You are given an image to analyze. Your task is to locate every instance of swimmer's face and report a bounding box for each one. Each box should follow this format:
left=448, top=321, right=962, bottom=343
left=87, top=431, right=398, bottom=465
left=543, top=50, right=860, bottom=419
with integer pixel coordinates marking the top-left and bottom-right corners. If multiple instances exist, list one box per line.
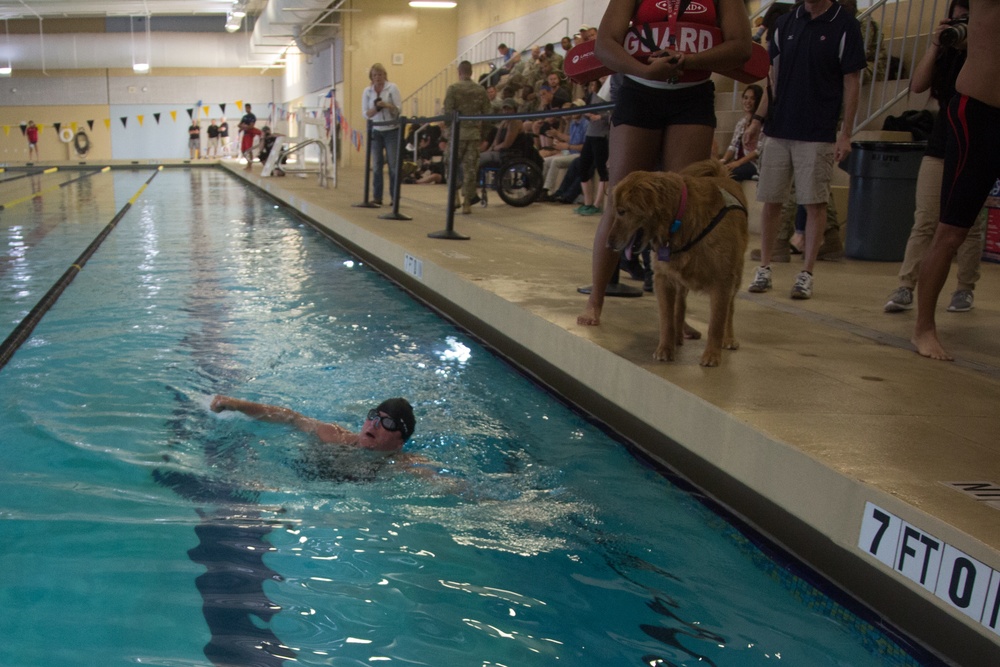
left=359, top=410, right=405, bottom=451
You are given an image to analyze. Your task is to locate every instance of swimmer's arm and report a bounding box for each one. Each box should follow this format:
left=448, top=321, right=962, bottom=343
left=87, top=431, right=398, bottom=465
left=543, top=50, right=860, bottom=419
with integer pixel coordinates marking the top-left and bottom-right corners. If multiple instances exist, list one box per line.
left=392, top=452, right=470, bottom=495
left=210, top=395, right=357, bottom=445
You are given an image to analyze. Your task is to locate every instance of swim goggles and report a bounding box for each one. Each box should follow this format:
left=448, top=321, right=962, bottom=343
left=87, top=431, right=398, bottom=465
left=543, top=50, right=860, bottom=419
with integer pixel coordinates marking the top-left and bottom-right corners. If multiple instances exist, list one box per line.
left=366, top=409, right=408, bottom=437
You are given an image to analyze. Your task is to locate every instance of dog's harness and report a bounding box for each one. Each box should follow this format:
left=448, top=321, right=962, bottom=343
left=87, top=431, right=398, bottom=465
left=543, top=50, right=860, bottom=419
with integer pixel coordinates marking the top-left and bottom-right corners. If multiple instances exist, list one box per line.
left=657, top=186, right=745, bottom=262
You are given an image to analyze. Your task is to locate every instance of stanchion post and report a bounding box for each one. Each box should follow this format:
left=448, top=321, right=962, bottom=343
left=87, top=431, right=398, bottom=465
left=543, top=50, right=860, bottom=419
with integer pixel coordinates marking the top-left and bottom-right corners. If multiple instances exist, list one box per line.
left=428, top=111, right=469, bottom=240
left=353, top=119, right=380, bottom=208
left=379, top=116, right=412, bottom=221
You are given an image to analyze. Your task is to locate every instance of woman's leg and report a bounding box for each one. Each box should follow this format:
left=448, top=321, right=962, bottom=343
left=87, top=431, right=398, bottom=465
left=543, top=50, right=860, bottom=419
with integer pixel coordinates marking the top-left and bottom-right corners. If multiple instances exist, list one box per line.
left=370, top=131, right=386, bottom=203
left=383, top=129, right=400, bottom=204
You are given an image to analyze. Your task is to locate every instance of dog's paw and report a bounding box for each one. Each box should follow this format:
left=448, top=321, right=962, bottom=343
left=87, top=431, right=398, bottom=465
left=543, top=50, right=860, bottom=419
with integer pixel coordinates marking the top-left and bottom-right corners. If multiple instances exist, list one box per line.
left=654, top=345, right=675, bottom=362
left=723, top=339, right=740, bottom=350
left=699, top=350, right=722, bottom=367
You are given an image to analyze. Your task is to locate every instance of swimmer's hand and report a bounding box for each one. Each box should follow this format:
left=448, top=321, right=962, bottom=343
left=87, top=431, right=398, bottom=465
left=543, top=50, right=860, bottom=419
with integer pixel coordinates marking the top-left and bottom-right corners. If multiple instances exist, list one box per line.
left=210, top=395, right=237, bottom=412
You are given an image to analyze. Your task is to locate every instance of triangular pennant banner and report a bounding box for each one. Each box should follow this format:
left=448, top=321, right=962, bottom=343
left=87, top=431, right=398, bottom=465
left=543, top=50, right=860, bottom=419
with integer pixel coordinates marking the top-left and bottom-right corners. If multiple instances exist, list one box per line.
left=19, top=123, right=27, bottom=136
left=137, top=115, right=144, bottom=126
left=235, top=100, right=243, bottom=111
left=71, top=122, right=78, bottom=133
left=87, top=120, right=95, bottom=130
left=154, top=112, right=161, bottom=124
left=53, top=122, right=62, bottom=134
left=3, top=126, right=9, bottom=137
left=121, top=117, right=128, bottom=128
left=170, top=110, right=177, bottom=122
left=203, top=106, right=209, bottom=117
left=104, top=119, right=111, bottom=130
left=220, top=103, right=226, bottom=114
left=186, top=108, right=194, bottom=120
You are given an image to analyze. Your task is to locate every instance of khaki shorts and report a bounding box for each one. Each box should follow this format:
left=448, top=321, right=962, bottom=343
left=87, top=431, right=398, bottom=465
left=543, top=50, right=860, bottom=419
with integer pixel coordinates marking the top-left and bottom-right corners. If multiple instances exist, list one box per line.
left=756, top=137, right=835, bottom=205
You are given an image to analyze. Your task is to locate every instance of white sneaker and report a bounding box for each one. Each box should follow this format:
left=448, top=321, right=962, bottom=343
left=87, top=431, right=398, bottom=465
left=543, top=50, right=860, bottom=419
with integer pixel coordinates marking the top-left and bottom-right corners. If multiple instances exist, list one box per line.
left=946, top=289, right=974, bottom=312
left=884, top=286, right=913, bottom=312
left=748, top=266, right=772, bottom=293
left=790, top=271, right=813, bottom=299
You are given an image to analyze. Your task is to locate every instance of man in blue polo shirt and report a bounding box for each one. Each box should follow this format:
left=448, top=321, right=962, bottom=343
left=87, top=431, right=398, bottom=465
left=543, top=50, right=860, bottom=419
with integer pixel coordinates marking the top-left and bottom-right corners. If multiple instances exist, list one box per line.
left=745, top=0, right=865, bottom=299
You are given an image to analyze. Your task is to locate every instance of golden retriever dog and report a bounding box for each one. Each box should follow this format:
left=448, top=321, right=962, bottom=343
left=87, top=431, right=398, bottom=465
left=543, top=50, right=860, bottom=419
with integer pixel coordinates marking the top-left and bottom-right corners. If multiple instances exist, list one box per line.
left=609, top=160, right=748, bottom=367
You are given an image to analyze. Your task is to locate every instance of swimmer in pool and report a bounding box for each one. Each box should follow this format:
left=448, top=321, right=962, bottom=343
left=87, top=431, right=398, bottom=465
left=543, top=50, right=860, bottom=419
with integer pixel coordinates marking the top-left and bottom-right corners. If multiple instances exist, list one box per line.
left=211, top=395, right=415, bottom=452
left=209, top=394, right=458, bottom=488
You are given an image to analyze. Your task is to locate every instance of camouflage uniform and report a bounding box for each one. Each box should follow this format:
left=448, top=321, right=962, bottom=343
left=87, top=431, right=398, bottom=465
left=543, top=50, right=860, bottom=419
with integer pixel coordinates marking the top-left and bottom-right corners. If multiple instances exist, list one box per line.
left=444, top=78, right=493, bottom=208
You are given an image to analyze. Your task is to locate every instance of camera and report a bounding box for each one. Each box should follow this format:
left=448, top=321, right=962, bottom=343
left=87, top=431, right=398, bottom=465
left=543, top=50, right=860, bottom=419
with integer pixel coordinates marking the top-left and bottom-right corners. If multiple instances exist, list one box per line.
left=375, top=96, right=383, bottom=108
left=939, top=16, right=968, bottom=48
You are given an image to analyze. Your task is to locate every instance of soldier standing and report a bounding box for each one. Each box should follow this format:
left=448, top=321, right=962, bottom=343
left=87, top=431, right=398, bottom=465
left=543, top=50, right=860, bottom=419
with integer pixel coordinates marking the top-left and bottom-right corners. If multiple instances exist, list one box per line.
left=444, top=60, right=493, bottom=214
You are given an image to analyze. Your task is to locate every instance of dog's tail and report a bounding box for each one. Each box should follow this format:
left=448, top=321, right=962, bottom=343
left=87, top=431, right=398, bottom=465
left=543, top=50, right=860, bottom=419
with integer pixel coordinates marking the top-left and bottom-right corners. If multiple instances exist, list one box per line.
left=680, top=158, right=729, bottom=180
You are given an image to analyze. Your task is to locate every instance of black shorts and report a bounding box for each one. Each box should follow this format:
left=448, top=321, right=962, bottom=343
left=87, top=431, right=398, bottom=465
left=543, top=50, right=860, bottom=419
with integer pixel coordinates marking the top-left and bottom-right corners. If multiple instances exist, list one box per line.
left=940, top=94, right=1000, bottom=229
left=611, top=78, right=716, bottom=130
left=579, top=136, right=609, bottom=181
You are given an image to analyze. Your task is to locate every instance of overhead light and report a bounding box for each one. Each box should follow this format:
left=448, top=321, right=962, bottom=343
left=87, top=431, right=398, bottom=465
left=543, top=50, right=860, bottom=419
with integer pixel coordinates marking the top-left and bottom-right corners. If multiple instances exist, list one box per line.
left=2, top=19, right=10, bottom=76
left=131, top=15, right=151, bottom=74
left=225, top=11, right=243, bottom=32
left=409, top=1, right=457, bottom=7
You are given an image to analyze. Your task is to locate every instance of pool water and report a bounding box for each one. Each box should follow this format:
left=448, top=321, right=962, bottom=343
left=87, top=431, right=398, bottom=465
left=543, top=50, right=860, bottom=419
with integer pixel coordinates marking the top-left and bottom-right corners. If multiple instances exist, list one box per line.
left=0, top=169, right=937, bottom=666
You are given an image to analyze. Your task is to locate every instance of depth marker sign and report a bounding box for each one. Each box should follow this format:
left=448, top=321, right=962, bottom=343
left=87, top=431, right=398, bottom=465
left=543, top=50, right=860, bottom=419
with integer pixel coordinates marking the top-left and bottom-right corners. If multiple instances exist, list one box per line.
left=858, top=502, right=1000, bottom=636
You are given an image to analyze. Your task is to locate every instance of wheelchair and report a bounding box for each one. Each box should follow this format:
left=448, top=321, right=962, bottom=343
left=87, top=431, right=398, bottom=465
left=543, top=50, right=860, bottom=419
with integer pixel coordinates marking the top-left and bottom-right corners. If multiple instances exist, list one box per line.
left=477, top=155, right=543, bottom=208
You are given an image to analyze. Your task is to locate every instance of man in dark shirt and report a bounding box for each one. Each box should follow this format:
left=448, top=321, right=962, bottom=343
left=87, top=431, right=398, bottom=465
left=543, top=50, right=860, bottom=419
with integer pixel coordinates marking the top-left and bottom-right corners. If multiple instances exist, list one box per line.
left=206, top=119, right=220, bottom=158
left=745, top=0, right=865, bottom=300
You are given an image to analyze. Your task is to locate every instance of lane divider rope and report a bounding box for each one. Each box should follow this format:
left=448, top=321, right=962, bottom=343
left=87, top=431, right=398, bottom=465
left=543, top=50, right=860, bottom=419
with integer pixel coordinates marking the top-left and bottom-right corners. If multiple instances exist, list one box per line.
left=0, top=168, right=162, bottom=371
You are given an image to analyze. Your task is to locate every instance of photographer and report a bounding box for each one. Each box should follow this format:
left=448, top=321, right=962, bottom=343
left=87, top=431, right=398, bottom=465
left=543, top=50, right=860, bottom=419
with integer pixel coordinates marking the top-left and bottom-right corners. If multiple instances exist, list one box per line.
left=362, top=62, right=402, bottom=207
left=884, top=0, right=982, bottom=315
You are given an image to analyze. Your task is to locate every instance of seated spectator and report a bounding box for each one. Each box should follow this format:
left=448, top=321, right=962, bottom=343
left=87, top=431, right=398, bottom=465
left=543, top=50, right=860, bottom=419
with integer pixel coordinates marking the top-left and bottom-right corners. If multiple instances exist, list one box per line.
left=479, top=99, right=526, bottom=170
left=541, top=100, right=588, bottom=199
left=403, top=131, right=450, bottom=185
left=535, top=71, right=571, bottom=104
left=720, top=84, right=764, bottom=182
left=517, top=85, right=540, bottom=114
left=544, top=43, right=564, bottom=74
left=520, top=45, right=544, bottom=88
left=257, top=126, right=286, bottom=175
left=486, top=85, right=503, bottom=112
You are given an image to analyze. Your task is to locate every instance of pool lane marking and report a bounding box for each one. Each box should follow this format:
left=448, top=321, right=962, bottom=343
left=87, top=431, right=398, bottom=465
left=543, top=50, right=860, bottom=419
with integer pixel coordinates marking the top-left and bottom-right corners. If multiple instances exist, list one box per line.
left=0, top=167, right=55, bottom=188
left=0, top=168, right=162, bottom=371
left=0, top=167, right=109, bottom=211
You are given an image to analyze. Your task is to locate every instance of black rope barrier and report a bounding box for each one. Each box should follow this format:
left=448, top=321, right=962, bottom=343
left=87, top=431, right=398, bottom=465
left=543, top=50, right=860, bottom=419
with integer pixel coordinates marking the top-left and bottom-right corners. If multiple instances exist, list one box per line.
left=352, top=99, right=634, bottom=295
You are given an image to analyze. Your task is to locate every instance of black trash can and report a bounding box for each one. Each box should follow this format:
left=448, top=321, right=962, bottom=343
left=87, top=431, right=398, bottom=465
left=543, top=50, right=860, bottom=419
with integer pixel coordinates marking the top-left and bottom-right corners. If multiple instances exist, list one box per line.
left=843, top=141, right=926, bottom=261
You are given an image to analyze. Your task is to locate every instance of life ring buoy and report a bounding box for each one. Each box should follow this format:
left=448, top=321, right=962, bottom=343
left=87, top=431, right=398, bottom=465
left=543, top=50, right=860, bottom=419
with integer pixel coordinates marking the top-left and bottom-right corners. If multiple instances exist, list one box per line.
left=73, top=131, right=91, bottom=156
left=59, top=127, right=74, bottom=143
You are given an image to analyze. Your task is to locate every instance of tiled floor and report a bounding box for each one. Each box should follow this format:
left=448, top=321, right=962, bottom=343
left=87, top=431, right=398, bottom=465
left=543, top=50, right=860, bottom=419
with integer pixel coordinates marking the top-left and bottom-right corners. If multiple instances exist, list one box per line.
left=230, top=159, right=999, bottom=664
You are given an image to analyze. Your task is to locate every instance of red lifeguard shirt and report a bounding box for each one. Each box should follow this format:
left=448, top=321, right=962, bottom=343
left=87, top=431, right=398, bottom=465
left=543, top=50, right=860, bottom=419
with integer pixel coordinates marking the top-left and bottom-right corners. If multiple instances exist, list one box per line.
left=626, top=0, right=720, bottom=85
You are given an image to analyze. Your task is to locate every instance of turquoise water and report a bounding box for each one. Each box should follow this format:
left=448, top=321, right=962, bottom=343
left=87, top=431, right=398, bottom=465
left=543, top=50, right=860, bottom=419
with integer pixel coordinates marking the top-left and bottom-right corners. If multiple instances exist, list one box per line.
left=0, top=169, right=937, bottom=666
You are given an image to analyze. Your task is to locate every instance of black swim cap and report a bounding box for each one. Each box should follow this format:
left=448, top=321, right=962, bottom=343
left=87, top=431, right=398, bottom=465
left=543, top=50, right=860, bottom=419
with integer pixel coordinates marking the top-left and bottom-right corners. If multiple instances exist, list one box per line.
left=376, top=397, right=415, bottom=441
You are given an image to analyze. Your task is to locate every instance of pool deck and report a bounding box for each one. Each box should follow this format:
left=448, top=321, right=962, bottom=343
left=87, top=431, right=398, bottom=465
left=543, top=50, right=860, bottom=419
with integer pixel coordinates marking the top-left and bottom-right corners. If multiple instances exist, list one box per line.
left=213, top=160, right=1000, bottom=665
left=22, top=157, right=989, bottom=663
